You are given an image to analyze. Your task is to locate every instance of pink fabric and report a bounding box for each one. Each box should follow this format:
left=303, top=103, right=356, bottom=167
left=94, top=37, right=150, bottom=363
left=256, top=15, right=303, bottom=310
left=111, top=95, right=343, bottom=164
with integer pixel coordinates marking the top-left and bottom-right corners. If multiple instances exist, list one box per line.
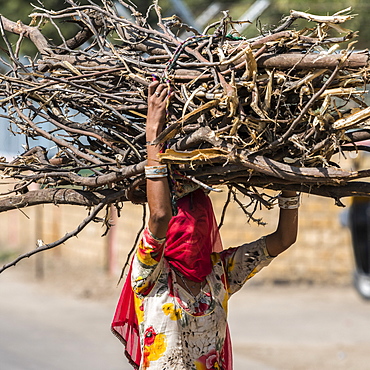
left=111, top=189, right=232, bottom=369
left=111, top=263, right=141, bottom=369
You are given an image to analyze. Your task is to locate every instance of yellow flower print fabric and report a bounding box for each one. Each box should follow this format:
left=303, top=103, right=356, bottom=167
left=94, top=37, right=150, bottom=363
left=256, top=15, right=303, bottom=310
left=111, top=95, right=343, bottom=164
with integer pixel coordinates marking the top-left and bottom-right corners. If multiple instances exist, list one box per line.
left=162, top=303, right=182, bottom=320
left=131, top=229, right=273, bottom=369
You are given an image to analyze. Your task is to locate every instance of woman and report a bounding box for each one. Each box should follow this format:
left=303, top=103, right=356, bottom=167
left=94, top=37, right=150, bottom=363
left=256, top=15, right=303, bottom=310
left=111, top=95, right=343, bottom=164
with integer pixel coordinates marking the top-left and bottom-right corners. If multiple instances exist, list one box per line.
left=112, top=81, right=299, bottom=369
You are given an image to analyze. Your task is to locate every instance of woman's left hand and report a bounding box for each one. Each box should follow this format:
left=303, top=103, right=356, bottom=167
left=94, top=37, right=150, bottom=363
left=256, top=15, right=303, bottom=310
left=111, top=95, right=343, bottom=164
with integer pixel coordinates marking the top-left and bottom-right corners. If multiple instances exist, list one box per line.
left=146, top=81, right=171, bottom=140
left=146, top=81, right=173, bottom=240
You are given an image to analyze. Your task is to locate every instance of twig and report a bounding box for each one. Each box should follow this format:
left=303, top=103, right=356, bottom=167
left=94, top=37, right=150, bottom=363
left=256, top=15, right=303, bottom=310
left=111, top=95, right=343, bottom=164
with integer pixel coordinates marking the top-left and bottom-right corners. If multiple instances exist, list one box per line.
left=218, top=185, right=232, bottom=229
left=0, top=189, right=127, bottom=273
left=267, top=62, right=342, bottom=149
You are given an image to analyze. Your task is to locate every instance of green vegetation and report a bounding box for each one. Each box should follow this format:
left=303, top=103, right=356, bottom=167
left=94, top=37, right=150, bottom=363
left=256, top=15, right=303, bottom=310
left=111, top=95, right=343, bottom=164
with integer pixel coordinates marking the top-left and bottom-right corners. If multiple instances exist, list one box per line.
left=262, top=1, right=370, bottom=49
left=1, top=1, right=369, bottom=56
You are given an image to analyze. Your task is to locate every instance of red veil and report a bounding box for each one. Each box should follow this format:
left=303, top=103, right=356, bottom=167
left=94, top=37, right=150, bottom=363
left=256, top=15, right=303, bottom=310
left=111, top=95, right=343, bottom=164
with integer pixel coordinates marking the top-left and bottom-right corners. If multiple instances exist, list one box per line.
left=111, top=189, right=232, bottom=369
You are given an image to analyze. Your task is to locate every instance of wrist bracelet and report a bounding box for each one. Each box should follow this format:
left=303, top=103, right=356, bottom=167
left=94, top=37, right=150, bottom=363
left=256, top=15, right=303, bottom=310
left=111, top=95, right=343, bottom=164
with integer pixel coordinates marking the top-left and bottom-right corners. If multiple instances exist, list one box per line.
left=146, top=141, right=157, bottom=146
left=145, top=165, right=168, bottom=178
left=278, top=194, right=300, bottom=209
left=147, top=227, right=166, bottom=243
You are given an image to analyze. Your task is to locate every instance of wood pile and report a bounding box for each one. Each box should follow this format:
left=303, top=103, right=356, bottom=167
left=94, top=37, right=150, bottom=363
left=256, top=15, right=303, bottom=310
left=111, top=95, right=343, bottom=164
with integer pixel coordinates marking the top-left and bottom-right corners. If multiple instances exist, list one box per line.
left=1, top=2, right=370, bottom=210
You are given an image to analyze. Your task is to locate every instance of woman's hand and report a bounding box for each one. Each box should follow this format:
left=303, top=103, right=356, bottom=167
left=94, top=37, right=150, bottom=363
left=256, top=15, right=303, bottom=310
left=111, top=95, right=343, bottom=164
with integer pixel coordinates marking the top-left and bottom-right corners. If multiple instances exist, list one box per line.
left=146, top=81, right=171, bottom=144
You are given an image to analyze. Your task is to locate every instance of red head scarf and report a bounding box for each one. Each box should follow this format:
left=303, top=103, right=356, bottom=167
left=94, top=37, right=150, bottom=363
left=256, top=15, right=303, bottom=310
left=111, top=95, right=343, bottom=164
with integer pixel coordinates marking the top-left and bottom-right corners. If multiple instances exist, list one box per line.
left=112, top=189, right=231, bottom=369
left=165, top=189, right=223, bottom=282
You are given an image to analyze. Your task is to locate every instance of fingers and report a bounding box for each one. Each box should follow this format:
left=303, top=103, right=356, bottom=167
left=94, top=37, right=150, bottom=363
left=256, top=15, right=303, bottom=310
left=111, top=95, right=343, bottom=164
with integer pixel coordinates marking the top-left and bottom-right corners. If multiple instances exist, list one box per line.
left=148, top=81, right=171, bottom=101
left=148, top=80, right=160, bottom=96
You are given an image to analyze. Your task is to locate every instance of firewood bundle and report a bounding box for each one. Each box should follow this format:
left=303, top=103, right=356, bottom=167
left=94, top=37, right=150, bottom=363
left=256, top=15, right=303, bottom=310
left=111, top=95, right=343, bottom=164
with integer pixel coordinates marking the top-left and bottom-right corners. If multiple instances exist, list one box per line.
left=1, top=1, right=370, bottom=212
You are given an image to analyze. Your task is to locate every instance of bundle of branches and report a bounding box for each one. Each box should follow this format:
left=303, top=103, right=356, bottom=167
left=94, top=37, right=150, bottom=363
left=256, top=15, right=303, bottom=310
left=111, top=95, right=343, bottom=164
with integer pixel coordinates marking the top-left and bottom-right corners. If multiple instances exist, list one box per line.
left=1, top=1, right=370, bottom=262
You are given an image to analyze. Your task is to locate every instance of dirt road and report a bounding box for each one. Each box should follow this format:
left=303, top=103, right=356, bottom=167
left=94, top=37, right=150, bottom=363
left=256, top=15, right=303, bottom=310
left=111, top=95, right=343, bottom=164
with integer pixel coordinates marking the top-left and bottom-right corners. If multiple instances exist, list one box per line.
left=0, top=268, right=129, bottom=370
left=1, top=267, right=369, bottom=370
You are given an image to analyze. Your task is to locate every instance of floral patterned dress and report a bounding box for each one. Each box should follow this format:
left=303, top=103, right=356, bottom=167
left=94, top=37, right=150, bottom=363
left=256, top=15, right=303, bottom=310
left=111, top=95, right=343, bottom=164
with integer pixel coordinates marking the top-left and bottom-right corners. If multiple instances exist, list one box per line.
left=131, top=228, right=274, bottom=370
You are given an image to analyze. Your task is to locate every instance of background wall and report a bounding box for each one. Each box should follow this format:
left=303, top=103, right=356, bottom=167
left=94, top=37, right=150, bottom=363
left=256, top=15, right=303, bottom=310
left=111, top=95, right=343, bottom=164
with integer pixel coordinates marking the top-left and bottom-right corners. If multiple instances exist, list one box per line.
left=0, top=186, right=354, bottom=286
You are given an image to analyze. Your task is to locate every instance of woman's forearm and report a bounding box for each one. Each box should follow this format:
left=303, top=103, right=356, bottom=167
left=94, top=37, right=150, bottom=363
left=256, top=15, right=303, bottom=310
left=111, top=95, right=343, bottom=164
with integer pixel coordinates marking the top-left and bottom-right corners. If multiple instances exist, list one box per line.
left=266, top=190, right=299, bottom=257
left=145, top=81, right=173, bottom=239
left=146, top=145, right=172, bottom=239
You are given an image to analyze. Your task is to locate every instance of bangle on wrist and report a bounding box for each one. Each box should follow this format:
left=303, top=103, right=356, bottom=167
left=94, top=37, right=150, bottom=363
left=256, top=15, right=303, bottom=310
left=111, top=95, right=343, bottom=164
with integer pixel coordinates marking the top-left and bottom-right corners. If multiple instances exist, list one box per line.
left=278, top=193, right=300, bottom=209
left=146, top=141, right=157, bottom=146
left=145, top=165, right=168, bottom=178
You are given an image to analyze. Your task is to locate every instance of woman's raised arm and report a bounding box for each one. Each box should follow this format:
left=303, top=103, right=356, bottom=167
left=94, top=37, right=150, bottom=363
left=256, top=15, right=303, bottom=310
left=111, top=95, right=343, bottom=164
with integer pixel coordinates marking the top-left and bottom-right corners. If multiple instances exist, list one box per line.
left=266, top=190, right=299, bottom=257
left=145, top=81, right=173, bottom=239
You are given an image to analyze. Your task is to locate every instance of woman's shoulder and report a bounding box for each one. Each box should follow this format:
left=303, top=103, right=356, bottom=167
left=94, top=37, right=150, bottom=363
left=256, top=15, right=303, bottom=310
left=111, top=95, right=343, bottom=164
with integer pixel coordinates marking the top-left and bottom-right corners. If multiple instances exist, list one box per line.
left=212, top=236, right=272, bottom=263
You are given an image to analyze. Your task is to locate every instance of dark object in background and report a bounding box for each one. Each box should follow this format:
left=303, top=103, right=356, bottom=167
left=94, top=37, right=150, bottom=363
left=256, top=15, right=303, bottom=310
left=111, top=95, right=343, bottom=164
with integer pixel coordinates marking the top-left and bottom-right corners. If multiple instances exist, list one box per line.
left=349, top=197, right=370, bottom=300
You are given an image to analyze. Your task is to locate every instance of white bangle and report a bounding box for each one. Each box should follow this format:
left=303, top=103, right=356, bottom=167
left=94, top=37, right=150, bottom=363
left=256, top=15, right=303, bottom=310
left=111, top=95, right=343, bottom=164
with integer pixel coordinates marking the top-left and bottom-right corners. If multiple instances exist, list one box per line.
left=147, top=228, right=166, bottom=243
left=145, top=165, right=168, bottom=178
left=278, top=194, right=300, bottom=209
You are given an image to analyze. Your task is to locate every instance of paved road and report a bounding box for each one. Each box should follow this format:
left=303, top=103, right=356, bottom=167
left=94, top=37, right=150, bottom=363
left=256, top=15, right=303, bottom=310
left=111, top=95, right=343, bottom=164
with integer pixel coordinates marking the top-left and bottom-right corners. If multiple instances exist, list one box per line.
left=0, top=269, right=130, bottom=370
left=228, top=283, right=370, bottom=370
left=1, top=269, right=370, bottom=370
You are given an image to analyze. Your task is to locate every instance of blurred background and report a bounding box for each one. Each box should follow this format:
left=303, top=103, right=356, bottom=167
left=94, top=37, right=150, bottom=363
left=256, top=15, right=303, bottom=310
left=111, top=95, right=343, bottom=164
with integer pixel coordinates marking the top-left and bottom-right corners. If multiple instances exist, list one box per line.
left=1, top=1, right=370, bottom=370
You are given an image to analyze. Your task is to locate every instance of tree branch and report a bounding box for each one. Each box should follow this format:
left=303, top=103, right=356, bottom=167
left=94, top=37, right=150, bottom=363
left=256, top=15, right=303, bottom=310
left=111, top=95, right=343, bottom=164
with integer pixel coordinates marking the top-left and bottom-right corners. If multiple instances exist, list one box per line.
left=0, top=188, right=128, bottom=273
